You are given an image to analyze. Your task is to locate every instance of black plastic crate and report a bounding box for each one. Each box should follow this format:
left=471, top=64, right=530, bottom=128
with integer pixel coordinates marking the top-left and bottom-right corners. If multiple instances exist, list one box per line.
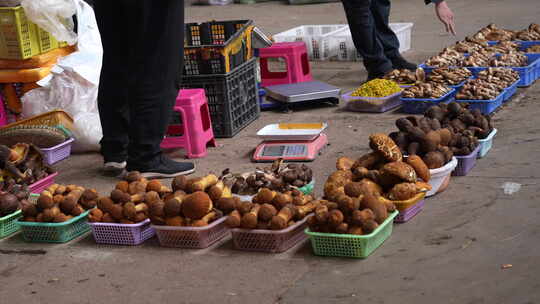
left=184, top=20, right=253, bottom=76
left=180, top=58, right=260, bottom=138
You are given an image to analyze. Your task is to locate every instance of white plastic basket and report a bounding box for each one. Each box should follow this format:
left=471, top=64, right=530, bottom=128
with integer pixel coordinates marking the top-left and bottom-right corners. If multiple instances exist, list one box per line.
left=273, top=25, right=347, bottom=61
left=329, top=23, right=413, bottom=61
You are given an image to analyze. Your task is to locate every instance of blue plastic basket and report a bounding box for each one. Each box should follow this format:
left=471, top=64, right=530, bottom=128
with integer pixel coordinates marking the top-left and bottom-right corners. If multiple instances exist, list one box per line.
left=511, top=54, right=539, bottom=87
left=456, top=91, right=503, bottom=115
left=503, top=79, right=519, bottom=102
left=477, top=128, right=497, bottom=159
left=401, top=89, right=455, bottom=114
left=525, top=53, right=540, bottom=80
left=516, top=41, right=540, bottom=51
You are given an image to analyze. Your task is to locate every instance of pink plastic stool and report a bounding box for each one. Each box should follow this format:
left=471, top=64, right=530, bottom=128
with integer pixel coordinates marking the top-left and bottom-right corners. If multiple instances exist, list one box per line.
left=161, top=89, right=217, bottom=158
left=259, top=42, right=313, bottom=87
left=0, top=96, right=6, bottom=127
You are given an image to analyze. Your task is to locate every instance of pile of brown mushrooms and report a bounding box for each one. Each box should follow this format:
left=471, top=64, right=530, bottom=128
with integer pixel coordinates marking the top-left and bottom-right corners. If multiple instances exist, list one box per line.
left=402, top=82, right=452, bottom=99
left=476, top=68, right=520, bottom=87
left=425, top=48, right=465, bottom=67
left=456, top=78, right=505, bottom=100
left=426, top=68, right=472, bottom=86
left=220, top=160, right=313, bottom=196
left=514, top=24, right=540, bottom=41
left=473, top=23, right=515, bottom=41
left=383, top=68, right=425, bottom=84
left=489, top=52, right=528, bottom=67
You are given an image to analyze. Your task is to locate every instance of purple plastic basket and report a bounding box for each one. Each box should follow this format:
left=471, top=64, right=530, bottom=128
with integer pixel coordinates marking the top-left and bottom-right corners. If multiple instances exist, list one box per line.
left=342, top=91, right=402, bottom=113
left=394, top=200, right=425, bottom=223
left=152, top=216, right=229, bottom=249
left=452, top=145, right=480, bottom=176
left=29, top=172, right=58, bottom=194
left=41, top=138, right=74, bottom=165
left=230, top=215, right=311, bottom=253
left=89, top=219, right=155, bottom=245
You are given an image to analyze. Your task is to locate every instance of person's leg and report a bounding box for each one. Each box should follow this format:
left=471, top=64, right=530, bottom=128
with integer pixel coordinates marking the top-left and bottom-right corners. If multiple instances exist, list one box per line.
left=126, top=0, right=193, bottom=177
left=341, top=0, right=393, bottom=79
left=370, top=0, right=416, bottom=70
left=94, top=0, right=134, bottom=168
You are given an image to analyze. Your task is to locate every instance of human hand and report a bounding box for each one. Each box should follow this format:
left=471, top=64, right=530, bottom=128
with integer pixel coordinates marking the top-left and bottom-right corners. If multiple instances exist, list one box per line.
left=435, top=1, right=456, bottom=35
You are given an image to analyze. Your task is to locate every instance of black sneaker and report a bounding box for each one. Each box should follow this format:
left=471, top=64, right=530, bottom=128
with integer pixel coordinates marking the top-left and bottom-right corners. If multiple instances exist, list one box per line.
left=103, top=161, right=127, bottom=177
left=391, top=56, right=417, bottom=71
left=127, top=155, right=195, bottom=179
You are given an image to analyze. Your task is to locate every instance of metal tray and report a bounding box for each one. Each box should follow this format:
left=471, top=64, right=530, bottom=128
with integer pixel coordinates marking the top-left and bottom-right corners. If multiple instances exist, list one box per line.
left=256, top=123, right=327, bottom=141
left=264, top=81, right=341, bottom=103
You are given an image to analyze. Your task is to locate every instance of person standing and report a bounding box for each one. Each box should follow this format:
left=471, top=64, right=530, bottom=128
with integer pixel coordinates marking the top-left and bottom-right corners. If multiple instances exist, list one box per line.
left=94, top=0, right=195, bottom=178
left=341, top=0, right=456, bottom=80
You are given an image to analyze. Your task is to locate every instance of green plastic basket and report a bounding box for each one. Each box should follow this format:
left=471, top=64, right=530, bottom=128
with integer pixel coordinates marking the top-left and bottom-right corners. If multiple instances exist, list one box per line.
left=16, top=210, right=91, bottom=243
left=0, top=209, right=23, bottom=239
left=305, top=211, right=398, bottom=258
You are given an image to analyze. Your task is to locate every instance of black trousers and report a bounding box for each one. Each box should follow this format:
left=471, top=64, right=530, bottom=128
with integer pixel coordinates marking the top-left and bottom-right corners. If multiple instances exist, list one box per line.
left=94, top=0, right=184, bottom=168
left=341, top=0, right=401, bottom=75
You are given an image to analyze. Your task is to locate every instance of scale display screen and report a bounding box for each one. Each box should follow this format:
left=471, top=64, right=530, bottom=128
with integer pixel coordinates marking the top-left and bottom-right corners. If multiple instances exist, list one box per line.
left=262, top=145, right=307, bottom=157
left=262, top=145, right=285, bottom=157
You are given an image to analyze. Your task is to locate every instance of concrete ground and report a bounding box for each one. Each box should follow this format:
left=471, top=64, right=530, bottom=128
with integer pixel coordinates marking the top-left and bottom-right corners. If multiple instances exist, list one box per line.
left=2, top=0, right=540, bottom=303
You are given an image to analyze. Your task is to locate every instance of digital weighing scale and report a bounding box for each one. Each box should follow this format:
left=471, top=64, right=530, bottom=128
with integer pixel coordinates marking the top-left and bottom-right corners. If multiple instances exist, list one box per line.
left=264, top=81, right=341, bottom=111
left=252, top=123, right=329, bottom=162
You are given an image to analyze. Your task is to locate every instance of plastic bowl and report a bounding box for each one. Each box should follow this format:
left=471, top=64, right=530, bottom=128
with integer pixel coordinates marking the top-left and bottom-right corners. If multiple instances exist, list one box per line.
left=426, top=157, right=458, bottom=197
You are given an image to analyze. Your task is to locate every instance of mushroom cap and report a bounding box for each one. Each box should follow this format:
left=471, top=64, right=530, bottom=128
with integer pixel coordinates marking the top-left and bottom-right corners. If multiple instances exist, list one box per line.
left=163, top=198, right=182, bottom=217
left=123, top=202, right=137, bottom=220
left=0, top=193, right=19, bottom=216
left=171, top=176, right=188, bottom=192
left=380, top=161, right=417, bottom=184
left=387, top=183, right=419, bottom=201
left=37, top=195, right=54, bottom=210
left=116, top=181, right=129, bottom=193
left=59, top=197, right=77, bottom=214
left=369, top=133, right=403, bottom=162
left=406, top=155, right=431, bottom=182
left=146, top=180, right=163, bottom=193
left=181, top=191, right=213, bottom=220
left=259, top=203, right=277, bottom=222
left=125, top=171, right=142, bottom=183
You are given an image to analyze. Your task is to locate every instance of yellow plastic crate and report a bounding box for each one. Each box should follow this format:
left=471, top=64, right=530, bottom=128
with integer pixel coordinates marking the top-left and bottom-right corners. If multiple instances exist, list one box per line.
left=0, top=6, right=66, bottom=59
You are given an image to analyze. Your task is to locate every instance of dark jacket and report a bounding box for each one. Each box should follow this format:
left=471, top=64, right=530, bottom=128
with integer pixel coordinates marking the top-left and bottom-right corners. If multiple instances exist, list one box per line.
left=425, top=0, right=443, bottom=4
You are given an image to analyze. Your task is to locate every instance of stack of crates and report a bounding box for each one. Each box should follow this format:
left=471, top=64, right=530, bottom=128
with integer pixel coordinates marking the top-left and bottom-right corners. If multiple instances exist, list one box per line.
left=0, top=5, right=71, bottom=122
left=180, top=20, right=260, bottom=138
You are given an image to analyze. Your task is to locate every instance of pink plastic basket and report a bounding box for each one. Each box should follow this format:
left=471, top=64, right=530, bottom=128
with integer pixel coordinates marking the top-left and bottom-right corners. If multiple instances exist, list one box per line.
left=89, top=219, right=155, bottom=246
left=394, top=200, right=425, bottom=223
left=230, top=215, right=311, bottom=253
left=29, top=172, right=58, bottom=194
left=452, top=145, right=480, bottom=176
left=152, top=216, right=229, bottom=249
left=41, top=138, right=74, bottom=165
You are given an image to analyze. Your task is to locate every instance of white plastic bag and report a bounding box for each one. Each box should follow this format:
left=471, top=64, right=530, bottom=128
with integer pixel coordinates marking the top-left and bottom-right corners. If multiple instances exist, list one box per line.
left=20, top=0, right=77, bottom=45
left=22, top=0, right=103, bottom=152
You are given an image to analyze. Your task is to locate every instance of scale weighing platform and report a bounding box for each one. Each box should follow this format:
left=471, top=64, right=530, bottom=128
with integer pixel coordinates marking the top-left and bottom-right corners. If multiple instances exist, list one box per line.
left=252, top=123, right=329, bottom=162
left=264, top=81, right=341, bottom=111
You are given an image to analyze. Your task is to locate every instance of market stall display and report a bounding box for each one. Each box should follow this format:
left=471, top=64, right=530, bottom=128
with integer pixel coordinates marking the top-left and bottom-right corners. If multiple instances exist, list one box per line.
left=383, top=68, right=425, bottom=85
left=0, top=143, right=56, bottom=193
left=221, top=160, right=314, bottom=197
left=147, top=174, right=231, bottom=248
left=16, top=184, right=95, bottom=243
left=426, top=68, right=472, bottom=87
left=342, top=78, right=404, bottom=113
left=225, top=188, right=318, bottom=252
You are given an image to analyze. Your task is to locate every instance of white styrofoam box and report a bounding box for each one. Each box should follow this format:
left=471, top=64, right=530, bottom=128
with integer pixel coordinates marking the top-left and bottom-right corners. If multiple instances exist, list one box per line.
left=329, top=23, right=414, bottom=61
left=273, top=25, right=347, bottom=61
